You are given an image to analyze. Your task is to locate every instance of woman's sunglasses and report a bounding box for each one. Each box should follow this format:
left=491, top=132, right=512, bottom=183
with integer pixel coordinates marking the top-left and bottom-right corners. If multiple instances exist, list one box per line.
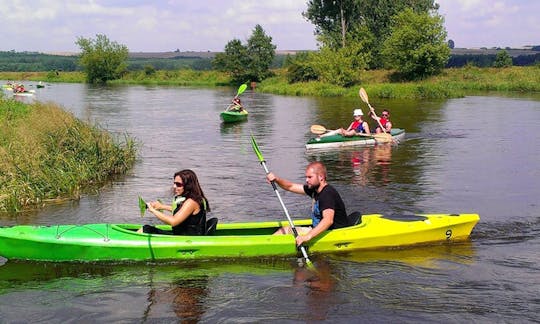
left=173, top=182, right=184, bottom=187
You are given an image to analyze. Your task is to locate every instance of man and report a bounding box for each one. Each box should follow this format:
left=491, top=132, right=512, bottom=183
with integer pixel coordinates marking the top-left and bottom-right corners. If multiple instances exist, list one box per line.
left=370, top=109, right=392, bottom=134
left=266, top=161, right=349, bottom=246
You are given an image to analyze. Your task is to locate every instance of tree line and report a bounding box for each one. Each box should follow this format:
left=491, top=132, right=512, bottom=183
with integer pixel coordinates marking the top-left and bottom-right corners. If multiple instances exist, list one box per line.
left=2, top=1, right=539, bottom=85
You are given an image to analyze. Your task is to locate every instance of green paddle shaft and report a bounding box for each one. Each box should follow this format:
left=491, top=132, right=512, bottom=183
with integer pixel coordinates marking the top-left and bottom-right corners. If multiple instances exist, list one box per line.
left=250, top=135, right=312, bottom=266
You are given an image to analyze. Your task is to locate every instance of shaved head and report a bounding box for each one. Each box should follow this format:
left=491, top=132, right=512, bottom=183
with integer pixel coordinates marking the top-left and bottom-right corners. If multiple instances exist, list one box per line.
left=306, top=161, right=327, bottom=181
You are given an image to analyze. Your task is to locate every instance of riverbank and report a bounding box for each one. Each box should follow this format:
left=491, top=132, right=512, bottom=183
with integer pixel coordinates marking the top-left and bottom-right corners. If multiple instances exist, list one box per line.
left=0, top=98, right=137, bottom=212
left=1, top=65, right=539, bottom=99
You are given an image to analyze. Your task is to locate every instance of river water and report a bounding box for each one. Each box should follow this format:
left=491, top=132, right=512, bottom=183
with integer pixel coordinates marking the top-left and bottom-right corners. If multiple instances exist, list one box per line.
left=1, top=82, right=539, bottom=323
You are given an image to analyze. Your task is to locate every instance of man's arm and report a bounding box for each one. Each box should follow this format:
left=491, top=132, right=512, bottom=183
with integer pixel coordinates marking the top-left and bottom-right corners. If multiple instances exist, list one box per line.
left=266, top=172, right=305, bottom=194
left=296, top=208, right=334, bottom=246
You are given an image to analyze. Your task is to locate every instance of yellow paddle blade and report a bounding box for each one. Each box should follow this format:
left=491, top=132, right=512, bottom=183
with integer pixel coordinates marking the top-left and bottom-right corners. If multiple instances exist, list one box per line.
left=310, top=124, right=327, bottom=135
left=373, top=133, right=393, bottom=143
left=359, top=87, right=369, bottom=104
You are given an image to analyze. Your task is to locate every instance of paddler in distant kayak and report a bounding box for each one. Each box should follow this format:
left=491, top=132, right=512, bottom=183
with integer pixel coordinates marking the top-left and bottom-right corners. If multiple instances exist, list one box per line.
left=369, top=108, right=392, bottom=134
left=227, top=97, right=245, bottom=112
left=320, top=108, right=371, bottom=138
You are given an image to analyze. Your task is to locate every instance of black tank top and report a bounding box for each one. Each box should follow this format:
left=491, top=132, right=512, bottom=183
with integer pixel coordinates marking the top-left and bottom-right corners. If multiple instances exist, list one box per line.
left=172, top=198, right=206, bottom=235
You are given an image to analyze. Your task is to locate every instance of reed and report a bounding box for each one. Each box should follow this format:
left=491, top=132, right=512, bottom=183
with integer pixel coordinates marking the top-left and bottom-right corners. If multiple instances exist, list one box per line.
left=0, top=99, right=137, bottom=212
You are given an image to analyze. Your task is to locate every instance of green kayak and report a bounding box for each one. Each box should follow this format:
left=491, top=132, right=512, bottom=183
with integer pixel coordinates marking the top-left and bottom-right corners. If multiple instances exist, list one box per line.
left=220, top=109, right=248, bottom=123
left=306, top=128, right=406, bottom=149
left=0, top=213, right=479, bottom=262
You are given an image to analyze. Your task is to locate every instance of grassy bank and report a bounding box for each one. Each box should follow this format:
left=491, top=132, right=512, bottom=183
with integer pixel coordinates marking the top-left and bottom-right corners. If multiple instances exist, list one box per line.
left=0, top=98, right=137, bottom=212
left=257, top=65, right=540, bottom=99
left=2, top=65, right=539, bottom=99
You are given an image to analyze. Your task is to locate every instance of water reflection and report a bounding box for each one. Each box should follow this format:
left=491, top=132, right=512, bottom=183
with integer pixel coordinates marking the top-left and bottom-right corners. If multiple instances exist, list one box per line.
left=292, top=258, right=336, bottom=321
left=306, top=144, right=394, bottom=187
left=144, top=274, right=209, bottom=323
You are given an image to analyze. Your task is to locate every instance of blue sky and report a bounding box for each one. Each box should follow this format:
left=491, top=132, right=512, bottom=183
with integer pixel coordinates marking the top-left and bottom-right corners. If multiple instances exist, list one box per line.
left=0, top=0, right=538, bottom=53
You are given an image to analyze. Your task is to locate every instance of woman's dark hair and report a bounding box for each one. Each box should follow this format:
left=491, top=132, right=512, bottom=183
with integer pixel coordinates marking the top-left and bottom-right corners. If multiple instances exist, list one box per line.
left=174, top=169, right=210, bottom=211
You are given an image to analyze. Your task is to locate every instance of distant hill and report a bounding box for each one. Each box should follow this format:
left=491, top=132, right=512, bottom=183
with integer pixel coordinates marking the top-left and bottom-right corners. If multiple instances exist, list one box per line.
left=451, top=48, right=539, bottom=57
left=3, top=47, right=538, bottom=72
left=45, top=50, right=304, bottom=59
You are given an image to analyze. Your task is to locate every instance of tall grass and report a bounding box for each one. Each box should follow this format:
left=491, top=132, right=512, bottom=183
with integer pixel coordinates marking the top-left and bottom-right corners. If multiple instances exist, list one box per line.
left=0, top=99, right=137, bottom=212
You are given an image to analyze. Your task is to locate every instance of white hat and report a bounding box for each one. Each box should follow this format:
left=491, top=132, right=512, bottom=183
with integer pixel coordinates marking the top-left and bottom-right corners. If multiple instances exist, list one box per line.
left=353, top=109, right=363, bottom=116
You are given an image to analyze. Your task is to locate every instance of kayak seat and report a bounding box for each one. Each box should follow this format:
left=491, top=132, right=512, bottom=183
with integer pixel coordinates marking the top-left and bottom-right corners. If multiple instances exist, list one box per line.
left=205, top=217, right=218, bottom=235
left=347, top=211, right=362, bottom=226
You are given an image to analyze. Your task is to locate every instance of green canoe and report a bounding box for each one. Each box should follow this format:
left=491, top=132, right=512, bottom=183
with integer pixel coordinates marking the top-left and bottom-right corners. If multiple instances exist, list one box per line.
left=0, top=213, right=479, bottom=262
left=220, top=109, right=248, bottom=123
left=306, top=128, right=406, bottom=149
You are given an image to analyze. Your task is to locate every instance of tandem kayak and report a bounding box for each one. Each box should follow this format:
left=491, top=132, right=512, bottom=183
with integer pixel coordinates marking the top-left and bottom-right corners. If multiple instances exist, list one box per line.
left=220, top=109, right=248, bottom=123
left=306, top=128, right=406, bottom=150
left=0, top=213, right=479, bottom=262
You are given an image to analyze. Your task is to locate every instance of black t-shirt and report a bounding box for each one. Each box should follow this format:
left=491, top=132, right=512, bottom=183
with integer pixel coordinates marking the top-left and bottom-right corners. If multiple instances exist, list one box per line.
left=303, top=184, right=348, bottom=229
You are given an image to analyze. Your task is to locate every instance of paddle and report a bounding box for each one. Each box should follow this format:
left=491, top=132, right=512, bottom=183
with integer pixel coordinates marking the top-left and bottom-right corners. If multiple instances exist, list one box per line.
left=359, top=88, right=393, bottom=142
left=250, top=134, right=313, bottom=267
left=235, top=83, right=248, bottom=98
left=310, top=124, right=391, bottom=143
left=138, top=196, right=147, bottom=216
left=138, top=197, right=168, bottom=217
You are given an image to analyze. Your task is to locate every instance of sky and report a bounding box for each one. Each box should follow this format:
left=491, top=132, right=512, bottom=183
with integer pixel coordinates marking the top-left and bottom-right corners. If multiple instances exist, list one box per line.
left=0, top=0, right=538, bottom=53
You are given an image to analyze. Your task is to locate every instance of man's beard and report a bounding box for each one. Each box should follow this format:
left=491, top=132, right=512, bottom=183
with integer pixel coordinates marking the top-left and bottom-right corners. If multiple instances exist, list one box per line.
left=308, top=183, right=320, bottom=191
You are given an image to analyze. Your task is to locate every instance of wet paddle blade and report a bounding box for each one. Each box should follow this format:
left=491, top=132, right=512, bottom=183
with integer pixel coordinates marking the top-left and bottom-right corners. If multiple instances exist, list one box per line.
left=310, top=124, right=327, bottom=135
left=138, top=196, right=147, bottom=217
left=250, top=135, right=264, bottom=162
left=237, top=84, right=248, bottom=96
left=359, top=87, right=369, bottom=104
left=373, top=133, right=393, bottom=143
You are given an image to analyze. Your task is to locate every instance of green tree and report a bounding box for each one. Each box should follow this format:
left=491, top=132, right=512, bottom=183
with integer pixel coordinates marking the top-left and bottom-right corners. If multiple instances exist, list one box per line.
left=212, top=25, right=276, bottom=84
left=246, top=24, right=276, bottom=82
left=286, top=51, right=319, bottom=83
left=493, top=50, right=513, bottom=68
left=304, top=0, right=439, bottom=68
left=313, top=43, right=369, bottom=86
left=303, top=0, right=361, bottom=49
left=381, top=8, right=449, bottom=80
left=212, top=39, right=250, bottom=84
left=76, top=34, right=129, bottom=84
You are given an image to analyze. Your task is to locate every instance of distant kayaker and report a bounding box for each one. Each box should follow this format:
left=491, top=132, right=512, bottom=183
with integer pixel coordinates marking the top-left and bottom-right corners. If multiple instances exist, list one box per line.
left=369, top=108, right=392, bottom=134
left=266, top=161, right=350, bottom=246
left=320, top=108, right=370, bottom=138
left=138, top=169, right=210, bottom=235
left=227, top=97, right=244, bottom=112
left=15, top=84, right=25, bottom=93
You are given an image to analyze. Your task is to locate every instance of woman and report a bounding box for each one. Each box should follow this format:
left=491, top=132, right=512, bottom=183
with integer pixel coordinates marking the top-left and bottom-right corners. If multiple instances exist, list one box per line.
left=339, top=108, right=371, bottom=137
left=139, top=169, right=210, bottom=235
left=320, top=109, right=370, bottom=138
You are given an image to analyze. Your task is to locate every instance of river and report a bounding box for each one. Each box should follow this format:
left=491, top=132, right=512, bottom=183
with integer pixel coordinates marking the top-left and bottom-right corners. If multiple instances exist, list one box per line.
left=1, top=82, right=539, bottom=322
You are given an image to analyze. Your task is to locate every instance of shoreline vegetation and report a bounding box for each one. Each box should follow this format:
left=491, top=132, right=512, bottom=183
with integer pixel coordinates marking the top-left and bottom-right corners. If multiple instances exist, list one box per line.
left=0, top=98, right=137, bottom=213
left=1, top=65, right=539, bottom=99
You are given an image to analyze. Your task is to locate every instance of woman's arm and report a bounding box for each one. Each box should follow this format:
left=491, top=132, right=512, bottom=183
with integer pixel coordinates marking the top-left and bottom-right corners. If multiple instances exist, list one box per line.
left=148, top=198, right=199, bottom=227
left=363, top=121, right=371, bottom=135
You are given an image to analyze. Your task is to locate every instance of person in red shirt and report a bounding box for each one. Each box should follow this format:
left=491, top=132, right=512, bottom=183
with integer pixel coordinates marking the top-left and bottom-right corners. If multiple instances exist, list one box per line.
left=370, top=109, right=392, bottom=133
